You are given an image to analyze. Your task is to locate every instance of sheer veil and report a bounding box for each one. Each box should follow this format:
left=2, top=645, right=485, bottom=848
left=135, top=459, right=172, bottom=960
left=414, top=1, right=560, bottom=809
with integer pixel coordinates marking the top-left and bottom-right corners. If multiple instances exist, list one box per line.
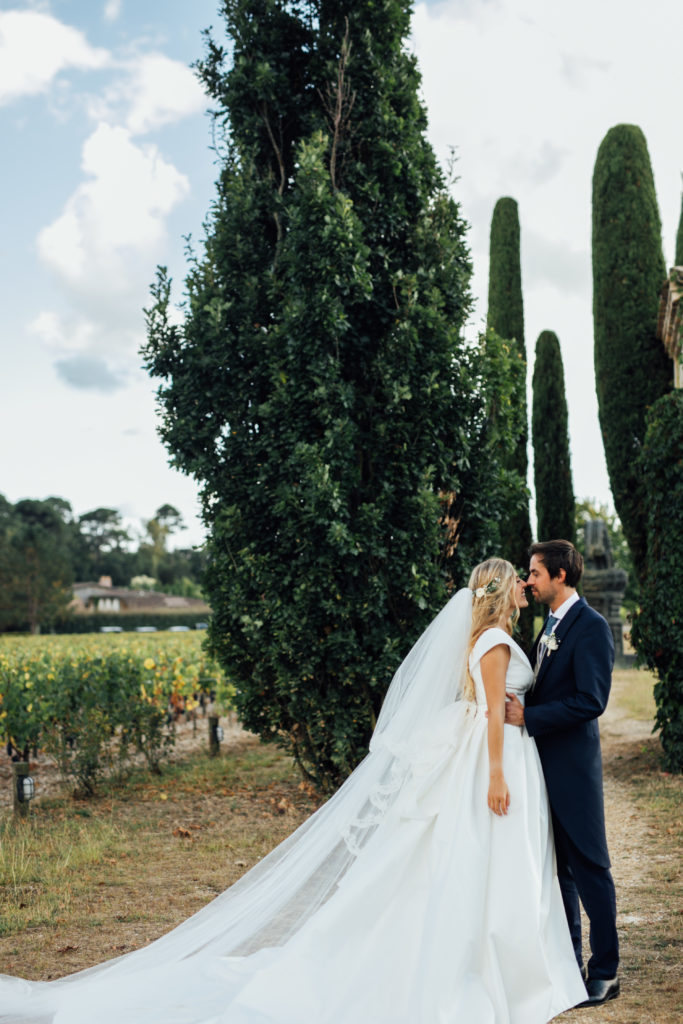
left=0, top=588, right=474, bottom=1024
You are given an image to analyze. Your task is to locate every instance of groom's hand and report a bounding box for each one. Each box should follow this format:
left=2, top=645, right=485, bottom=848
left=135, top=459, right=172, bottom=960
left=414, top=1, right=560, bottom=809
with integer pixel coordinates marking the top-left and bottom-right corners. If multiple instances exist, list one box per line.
left=503, top=693, right=525, bottom=726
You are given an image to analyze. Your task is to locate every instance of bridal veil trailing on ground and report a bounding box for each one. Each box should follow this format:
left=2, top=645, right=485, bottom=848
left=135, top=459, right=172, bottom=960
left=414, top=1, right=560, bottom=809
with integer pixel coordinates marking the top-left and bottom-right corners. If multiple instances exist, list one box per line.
left=0, top=588, right=585, bottom=1023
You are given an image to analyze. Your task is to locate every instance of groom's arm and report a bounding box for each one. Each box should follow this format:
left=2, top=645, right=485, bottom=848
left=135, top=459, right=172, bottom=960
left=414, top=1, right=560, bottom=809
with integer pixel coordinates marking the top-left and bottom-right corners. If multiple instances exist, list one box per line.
left=521, top=619, right=614, bottom=736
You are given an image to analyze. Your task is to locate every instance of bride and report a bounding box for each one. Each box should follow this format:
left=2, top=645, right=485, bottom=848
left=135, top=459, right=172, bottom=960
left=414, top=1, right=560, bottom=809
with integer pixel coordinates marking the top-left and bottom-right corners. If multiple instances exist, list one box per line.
left=0, top=558, right=586, bottom=1023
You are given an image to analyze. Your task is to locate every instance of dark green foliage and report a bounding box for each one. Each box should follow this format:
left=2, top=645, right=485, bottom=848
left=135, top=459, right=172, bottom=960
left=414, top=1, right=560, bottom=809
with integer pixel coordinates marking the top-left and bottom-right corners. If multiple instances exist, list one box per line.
left=472, top=328, right=532, bottom=582
left=630, top=392, right=683, bottom=772
left=142, top=1, right=524, bottom=789
left=74, top=506, right=133, bottom=585
left=592, top=124, right=671, bottom=581
left=488, top=198, right=525, bottom=350
left=0, top=495, right=207, bottom=632
left=52, top=613, right=209, bottom=634
left=676, top=190, right=683, bottom=266
left=532, top=331, right=575, bottom=542
left=0, top=498, right=74, bottom=634
left=486, top=197, right=533, bottom=646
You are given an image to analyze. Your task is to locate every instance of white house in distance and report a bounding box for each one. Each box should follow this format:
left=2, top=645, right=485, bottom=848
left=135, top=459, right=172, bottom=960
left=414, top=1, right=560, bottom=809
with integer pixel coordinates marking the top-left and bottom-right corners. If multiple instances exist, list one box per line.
left=71, top=577, right=210, bottom=618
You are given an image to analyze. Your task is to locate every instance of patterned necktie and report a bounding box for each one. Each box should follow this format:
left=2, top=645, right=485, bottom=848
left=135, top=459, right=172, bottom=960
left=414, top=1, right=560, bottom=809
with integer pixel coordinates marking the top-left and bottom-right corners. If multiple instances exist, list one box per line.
left=535, top=614, right=558, bottom=677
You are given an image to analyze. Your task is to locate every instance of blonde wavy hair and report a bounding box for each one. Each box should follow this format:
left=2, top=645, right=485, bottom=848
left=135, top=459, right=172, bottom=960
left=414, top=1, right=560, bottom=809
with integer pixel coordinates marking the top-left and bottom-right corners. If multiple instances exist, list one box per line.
left=464, top=558, right=519, bottom=701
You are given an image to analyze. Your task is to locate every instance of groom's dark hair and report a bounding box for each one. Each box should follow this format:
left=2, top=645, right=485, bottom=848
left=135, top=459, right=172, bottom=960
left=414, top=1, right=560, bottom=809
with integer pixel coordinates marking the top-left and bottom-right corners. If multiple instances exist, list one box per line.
left=529, top=540, right=583, bottom=588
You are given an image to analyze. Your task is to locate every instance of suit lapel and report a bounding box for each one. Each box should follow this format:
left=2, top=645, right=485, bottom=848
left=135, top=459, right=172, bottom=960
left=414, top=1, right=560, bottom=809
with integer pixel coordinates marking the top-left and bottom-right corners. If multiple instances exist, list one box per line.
left=534, top=598, right=586, bottom=687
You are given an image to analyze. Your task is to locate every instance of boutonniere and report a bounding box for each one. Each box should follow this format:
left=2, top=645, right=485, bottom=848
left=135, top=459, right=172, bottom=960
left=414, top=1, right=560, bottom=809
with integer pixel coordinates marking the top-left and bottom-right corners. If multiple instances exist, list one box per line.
left=540, top=632, right=560, bottom=653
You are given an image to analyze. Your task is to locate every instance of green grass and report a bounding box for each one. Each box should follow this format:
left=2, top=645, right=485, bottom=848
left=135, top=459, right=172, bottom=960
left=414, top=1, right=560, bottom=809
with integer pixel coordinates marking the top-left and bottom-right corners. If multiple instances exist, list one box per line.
left=0, top=737, right=319, bottom=976
left=0, top=814, right=124, bottom=935
left=611, top=666, right=657, bottom=722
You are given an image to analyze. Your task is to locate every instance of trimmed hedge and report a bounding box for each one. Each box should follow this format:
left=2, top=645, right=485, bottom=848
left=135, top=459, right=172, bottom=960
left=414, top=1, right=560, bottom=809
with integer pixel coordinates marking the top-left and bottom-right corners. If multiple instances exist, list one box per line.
left=532, top=330, right=575, bottom=542
left=487, top=197, right=533, bottom=648
left=631, top=391, right=683, bottom=772
left=592, top=124, right=671, bottom=580
left=52, top=612, right=210, bottom=634
left=488, top=197, right=525, bottom=348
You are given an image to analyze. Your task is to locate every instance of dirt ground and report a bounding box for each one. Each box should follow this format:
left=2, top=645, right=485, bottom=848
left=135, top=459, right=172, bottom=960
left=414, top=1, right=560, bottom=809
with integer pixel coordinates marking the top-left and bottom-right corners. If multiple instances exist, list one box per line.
left=1, top=675, right=681, bottom=1022
left=0, top=713, right=245, bottom=808
left=556, top=673, right=682, bottom=1023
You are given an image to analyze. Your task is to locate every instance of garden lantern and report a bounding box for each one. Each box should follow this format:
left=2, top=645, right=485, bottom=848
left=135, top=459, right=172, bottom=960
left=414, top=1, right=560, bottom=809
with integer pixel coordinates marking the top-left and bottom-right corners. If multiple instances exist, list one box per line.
left=12, top=762, right=35, bottom=818
left=17, top=774, right=35, bottom=803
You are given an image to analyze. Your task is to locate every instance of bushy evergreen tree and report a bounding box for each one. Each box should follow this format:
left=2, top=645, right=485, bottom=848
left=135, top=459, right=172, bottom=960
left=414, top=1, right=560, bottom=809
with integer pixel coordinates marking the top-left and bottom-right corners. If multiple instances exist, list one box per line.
left=143, top=1, right=524, bottom=787
left=631, top=391, right=683, bottom=772
left=592, top=124, right=671, bottom=580
left=487, top=196, right=533, bottom=647
left=532, top=331, right=575, bottom=542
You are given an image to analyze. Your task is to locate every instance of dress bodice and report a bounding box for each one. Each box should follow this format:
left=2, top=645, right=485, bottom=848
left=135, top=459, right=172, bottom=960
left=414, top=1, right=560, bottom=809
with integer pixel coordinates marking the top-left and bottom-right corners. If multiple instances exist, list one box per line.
left=468, top=627, right=533, bottom=705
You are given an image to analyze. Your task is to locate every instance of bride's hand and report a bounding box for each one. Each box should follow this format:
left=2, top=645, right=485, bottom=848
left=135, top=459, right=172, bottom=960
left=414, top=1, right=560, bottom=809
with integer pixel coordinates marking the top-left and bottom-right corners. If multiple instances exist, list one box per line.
left=488, top=774, right=510, bottom=816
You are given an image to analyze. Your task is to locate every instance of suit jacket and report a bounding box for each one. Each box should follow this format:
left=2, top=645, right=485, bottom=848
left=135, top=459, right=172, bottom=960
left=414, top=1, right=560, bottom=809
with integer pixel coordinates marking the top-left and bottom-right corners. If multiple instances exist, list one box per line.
left=524, top=597, right=615, bottom=867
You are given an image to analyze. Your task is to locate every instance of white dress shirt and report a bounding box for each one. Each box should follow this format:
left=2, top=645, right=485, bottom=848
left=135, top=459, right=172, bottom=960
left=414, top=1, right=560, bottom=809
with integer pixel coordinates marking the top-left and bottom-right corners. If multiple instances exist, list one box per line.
left=549, top=591, right=580, bottom=622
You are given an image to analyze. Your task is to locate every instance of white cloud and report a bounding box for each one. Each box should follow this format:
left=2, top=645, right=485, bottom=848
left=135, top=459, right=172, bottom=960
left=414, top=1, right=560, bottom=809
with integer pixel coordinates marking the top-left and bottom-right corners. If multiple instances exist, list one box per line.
left=126, top=54, right=206, bottom=134
left=103, top=0, right=123, bottom=22
left=37, top=123, right=190, bottom=294
left=28, top=308, right=137, bottom=389
left=33, top=124, right=191, bottom=383
left=0, top=10, right=109, bottom=105
left=87, top=53, right=206, bottom=135
left=28, top=310, right=96, bottom=353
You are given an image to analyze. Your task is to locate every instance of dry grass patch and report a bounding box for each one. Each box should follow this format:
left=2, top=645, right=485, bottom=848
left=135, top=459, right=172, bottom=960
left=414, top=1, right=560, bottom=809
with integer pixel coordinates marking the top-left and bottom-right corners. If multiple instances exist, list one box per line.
left=0, top=736, right=319, bottom=979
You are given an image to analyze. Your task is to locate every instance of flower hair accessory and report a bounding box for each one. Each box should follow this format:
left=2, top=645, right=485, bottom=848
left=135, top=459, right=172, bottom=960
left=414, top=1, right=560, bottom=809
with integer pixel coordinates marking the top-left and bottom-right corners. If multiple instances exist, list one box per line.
left=473, top=576, right=501, bottom=599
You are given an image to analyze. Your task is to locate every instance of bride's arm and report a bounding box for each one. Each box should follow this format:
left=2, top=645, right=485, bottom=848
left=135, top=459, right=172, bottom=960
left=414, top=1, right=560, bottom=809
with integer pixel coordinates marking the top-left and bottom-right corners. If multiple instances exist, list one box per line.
left=481, top=644, right=512, bottom=816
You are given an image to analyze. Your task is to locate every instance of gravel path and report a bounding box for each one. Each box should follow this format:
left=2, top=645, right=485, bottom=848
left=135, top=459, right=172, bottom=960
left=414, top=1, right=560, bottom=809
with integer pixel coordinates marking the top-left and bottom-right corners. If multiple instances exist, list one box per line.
left=556, top=677, right=682, bottom=1023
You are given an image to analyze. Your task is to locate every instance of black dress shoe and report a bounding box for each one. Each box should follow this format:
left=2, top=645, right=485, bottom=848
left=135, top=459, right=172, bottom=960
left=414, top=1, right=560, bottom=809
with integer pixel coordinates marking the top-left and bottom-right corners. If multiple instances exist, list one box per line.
left=576, top=976, right=620, bottom=1007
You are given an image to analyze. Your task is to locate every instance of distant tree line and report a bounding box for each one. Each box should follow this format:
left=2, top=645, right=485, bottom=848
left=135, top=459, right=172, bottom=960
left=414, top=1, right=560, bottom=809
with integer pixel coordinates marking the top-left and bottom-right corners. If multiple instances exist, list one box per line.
left=0, top=495, right=206, bottom=634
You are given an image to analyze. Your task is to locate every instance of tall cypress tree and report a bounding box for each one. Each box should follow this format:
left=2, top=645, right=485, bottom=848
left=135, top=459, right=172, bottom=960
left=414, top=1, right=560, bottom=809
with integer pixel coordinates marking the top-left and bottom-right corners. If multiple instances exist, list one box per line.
left=532, top=331, right=575, bottom=542
left=143, top=1, right=515, bottom=788
left=592, top=124, right=671, bottom=580
left=488, top=198, right=525, bottom=346
left=487, top=197, right=533, bottom=647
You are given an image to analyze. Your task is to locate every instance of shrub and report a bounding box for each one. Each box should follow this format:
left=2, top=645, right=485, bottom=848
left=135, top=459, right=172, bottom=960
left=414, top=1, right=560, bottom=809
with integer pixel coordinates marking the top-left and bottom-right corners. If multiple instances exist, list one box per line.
left=0, top=634, right=230, bottom=792
left=532, top=331, right=575, bottom=542
left=592, top=124, right=671, bottom=579
left=487, top=197, right=533, bottom=646
left=631, top=391, right=683, bottom=771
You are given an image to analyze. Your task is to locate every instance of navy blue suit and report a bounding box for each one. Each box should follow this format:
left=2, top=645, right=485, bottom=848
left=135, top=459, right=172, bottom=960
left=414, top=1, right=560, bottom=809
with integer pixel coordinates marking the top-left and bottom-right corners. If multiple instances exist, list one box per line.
left=524, top=597, right=619, bottom=979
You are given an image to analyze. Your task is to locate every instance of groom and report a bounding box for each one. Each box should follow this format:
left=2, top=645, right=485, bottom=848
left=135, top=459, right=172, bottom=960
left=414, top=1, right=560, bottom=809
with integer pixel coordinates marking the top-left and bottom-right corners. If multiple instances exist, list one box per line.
left=504, top=539, right=619, bottom=1008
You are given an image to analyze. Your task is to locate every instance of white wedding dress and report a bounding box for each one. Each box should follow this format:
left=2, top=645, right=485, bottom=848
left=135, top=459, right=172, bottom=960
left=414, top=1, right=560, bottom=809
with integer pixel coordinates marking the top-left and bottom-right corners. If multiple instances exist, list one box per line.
left=0, top=609, right=586, bottom=1023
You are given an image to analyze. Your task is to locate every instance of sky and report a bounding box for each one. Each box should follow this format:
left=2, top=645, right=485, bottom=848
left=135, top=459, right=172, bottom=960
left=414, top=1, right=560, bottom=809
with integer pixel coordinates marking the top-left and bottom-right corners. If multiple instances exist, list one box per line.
left=1, top=0, right=682, bottom=553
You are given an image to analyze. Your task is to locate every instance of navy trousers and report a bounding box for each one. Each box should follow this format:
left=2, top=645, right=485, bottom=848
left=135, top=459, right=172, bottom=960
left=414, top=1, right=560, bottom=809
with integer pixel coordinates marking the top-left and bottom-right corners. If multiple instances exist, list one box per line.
left=551, top=812, right=619, bottom=979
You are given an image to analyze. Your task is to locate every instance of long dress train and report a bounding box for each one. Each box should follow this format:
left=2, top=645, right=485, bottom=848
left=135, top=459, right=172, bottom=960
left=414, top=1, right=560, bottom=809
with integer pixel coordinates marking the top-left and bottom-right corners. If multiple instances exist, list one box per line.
left=0, top=614, right=586, bottom=1023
